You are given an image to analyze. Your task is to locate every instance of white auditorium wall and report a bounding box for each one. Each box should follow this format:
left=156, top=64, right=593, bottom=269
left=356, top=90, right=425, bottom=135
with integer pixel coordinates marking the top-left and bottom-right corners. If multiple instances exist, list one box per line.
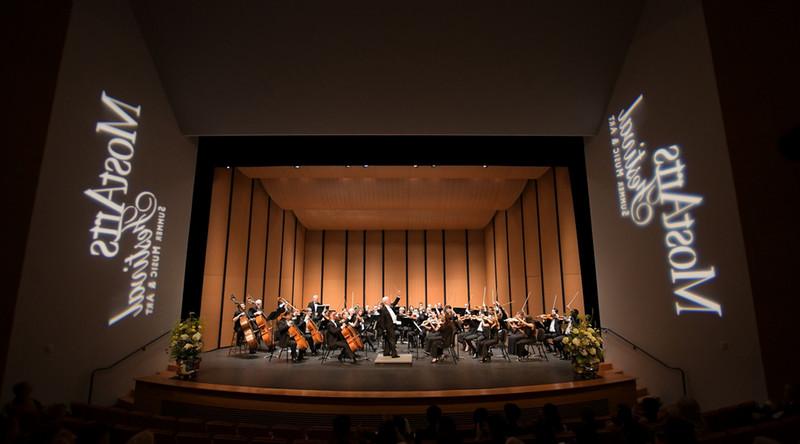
left=3, top=0, right=196, bottom=405
left=584, top=0, right=766, bottom=408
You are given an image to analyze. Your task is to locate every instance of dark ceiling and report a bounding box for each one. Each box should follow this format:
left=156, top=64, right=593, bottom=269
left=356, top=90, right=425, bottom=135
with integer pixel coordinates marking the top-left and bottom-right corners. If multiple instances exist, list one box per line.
left=132, top=1, right=643, bottom=136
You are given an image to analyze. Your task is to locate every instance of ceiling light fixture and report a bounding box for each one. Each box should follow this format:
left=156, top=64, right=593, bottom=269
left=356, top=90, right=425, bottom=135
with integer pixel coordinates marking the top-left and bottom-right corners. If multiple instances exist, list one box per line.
left=363, top=164, right=369, bottom=168
left=483, top=165, right=488, bottom=168
left=294, top=165, right=301, bottom=169
left=431, top=164, right=437, bottom=168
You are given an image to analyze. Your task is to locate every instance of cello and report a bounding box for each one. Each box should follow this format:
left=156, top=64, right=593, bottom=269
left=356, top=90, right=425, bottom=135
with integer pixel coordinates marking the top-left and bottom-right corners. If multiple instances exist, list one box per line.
left=230, top=295, right=258, bottom=352
left=279, top=298, right=309, bottom=351
left=305, top=315, right=324, bottom=345
left=340, top=310, right=364, bottom=353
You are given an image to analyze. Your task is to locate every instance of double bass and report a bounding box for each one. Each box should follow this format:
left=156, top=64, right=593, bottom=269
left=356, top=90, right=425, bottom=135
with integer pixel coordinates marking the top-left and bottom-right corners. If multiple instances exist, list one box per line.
left=247, top=296, right=273, bottom=346
left=230, top=295, right=258, bottom=352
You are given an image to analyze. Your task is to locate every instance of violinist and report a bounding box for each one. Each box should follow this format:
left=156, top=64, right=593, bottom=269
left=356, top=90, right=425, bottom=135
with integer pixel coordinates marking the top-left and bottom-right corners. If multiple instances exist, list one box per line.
left=543, top=308, right=562, bottom=352
left=553, top=308, right=579, bottom=359
left=325, top=311, right=356, bottom=363
left=277, top=311, right=305, bottom=362
left=507, top=311, right=536, bottom=358
left=429, top=307, right=455, bottom=363
left=475, top=309, right=500, bottom=363
left=421, top=312, right=443, bottom=355
left=457, top=311, right=480, bottom=357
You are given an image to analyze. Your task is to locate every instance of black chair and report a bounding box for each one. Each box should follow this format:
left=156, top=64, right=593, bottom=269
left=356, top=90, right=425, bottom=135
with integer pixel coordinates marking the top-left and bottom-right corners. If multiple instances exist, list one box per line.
left=487, top=329, right=512, bottom=361
left=525, top=328, right=549, bottom=361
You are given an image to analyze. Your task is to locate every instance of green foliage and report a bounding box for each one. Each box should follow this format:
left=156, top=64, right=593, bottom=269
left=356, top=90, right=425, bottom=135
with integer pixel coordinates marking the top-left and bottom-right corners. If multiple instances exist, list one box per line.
left=561, top=314, right=604, bottom=377
left=169, top=313, right=203, bottom=362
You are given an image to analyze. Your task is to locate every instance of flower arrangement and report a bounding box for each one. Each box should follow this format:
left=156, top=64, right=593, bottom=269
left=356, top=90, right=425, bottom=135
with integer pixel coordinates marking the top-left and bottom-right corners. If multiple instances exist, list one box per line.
left=561, top=315, right=604, bottom=379
left=169, top=313, right=203, bottom=378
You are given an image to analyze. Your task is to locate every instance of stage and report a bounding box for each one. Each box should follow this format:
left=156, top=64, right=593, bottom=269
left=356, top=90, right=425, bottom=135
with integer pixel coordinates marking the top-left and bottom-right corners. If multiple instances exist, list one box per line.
left=134, top=347, right=637, bottom=426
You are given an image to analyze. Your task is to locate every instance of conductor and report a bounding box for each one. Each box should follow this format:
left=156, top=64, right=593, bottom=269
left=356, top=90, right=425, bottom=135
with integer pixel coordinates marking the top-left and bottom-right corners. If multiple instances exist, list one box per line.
left=378, top=295, right=401, bottom=358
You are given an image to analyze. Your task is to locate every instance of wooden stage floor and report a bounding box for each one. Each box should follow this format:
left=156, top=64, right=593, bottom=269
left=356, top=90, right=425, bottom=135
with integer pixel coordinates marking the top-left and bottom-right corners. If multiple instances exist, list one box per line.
left=134, top=347, right=637, bottom=423
left=193, top=347, right=576, bottom=391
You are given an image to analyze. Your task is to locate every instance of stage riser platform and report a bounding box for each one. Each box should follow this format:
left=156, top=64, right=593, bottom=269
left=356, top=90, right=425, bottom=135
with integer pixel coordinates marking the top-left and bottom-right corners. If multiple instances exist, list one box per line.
left=134, top=373, right=636, bottom=420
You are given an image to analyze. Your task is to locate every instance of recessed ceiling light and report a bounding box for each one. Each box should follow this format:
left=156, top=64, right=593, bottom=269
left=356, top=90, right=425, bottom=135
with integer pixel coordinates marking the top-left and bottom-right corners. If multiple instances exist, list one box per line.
left=345, top=165, right=351, bottom=168
left=483, top=165, right=488, bottom=168
left=431, top=164, right=437, bottom=168
left=294, top=165, right=301, bottom=169
left=363, top=164, right=369, bottom=168
left=413, top=165, right=419, bottom=168
left=225, top=166, right=231, bottom=169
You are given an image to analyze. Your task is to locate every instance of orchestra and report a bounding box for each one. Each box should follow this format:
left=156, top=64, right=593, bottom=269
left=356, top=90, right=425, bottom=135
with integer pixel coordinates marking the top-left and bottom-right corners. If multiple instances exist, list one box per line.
left=227, top=292, right=583, bottom=365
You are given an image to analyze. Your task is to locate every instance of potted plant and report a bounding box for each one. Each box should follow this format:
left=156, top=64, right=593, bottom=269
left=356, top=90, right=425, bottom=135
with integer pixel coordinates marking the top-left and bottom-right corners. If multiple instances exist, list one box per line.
left=169, top=312, right=203, bottom=379
left=561, top=315, right=604, bottom=379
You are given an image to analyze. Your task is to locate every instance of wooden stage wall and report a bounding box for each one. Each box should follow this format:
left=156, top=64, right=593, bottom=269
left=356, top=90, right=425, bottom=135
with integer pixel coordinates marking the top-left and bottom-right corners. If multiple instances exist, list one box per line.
left=200, top=167, right=583, bottom=351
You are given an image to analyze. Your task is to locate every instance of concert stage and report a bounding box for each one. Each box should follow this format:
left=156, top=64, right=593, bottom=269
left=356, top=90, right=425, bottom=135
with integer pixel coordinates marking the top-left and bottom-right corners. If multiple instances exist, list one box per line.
left=134, top=348, right=637, bottom=427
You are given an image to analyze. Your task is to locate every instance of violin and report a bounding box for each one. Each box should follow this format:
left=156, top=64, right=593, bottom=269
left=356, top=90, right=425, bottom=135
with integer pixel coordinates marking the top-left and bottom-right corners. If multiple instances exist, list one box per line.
left=231, top=295, right=258, bottom=352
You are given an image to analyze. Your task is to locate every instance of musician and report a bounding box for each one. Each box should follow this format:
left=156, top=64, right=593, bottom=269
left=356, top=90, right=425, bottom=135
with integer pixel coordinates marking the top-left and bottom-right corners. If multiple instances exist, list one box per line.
left=553, top=308, right=579, bottom=359
left=457, top=313, right=480, bottom=356
left=326, top=311, right=356, bottom=363
left=378, top=296, right=401, bottom=358
left=300, top=308, right=320, bottom=355
left=429, top=310, right=455, bottom=363
left=544, top=308, right=562, bottom=352
left=508, top=312, right=536, bottom=358
left=307, top=294, right=322, bottom=320
left=476, top=310, right=499, bottom=363
left=232, top=302, right=248, bottom=348
left=506, top=311, right=526, bottom=356
left=277, top=312, right=305, bottom=362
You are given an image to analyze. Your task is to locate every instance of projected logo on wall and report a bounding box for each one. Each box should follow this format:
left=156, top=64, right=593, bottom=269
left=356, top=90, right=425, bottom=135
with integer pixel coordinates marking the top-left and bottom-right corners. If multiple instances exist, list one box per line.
left=84, top=91, right=167, bottom=326
left=608, top=94, right=721, bottom=317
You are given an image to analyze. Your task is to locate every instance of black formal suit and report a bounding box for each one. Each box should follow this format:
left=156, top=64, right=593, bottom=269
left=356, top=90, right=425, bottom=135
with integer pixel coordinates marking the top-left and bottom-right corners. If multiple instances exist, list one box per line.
left=277, top=318, right=305, bottom=361
left=429, top=320, right=455, bottom=359
left=377, top=297, right=401, bottom=357
left=325, top=319, right=354, bottom=361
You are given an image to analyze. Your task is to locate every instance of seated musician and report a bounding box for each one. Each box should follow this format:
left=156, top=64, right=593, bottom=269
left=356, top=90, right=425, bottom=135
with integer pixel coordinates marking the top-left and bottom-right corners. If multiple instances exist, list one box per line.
left=276, top=311, right=305, bottom=362
left=300, top=308, right=319, bottom=355
left=325, top=311, right=356, bottom=363
left=509, top=312, right=537, bottom=358
left=476, top=309, right=499, bottom=363
left=544, top=308, right=562, bottom=352
left=457, top=313, right=480, bottom=356
left=430, top=308, right=456, bottom=363
left=506, top=311, right=528, bottom=357
left=553, top=308, right=579, bottom=359
left=232, top=302, right=248, bottom=349
left=422, top=312, right=443, bottom=355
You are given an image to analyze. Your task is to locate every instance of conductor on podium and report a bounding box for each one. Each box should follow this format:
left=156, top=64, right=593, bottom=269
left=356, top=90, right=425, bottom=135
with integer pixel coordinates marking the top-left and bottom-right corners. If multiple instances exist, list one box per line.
left=378, top=296, right=401, bottom=358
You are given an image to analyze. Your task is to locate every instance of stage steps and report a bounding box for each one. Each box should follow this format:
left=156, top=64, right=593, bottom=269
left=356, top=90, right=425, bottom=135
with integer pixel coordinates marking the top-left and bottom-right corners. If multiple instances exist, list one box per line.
left=599, top=361, right=654, bottom=405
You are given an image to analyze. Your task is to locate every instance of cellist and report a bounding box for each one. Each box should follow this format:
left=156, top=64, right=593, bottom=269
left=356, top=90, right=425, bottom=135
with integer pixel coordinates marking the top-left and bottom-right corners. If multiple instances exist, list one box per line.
left=325, top=311, right=356, bottom=363
left=276, top=310, right=306, bottom=362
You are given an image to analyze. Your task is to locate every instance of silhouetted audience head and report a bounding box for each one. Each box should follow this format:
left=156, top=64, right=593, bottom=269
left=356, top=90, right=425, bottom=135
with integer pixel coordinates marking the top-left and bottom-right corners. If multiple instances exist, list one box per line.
left=437, top=415, right=460, bottom=444
left=674, top=397, right=705, bottom=432
left=76, top=422, right=110, bottom=444
left=641, top=397, right=662, bottom=423
left=333, top=414, right=351, bottom=440
left=503, top=403, right=521, bottom=426
left=575, top=406, right=599, bottom=444
left=657, top=416, right=696, bottom=444
left=426, top=404, right=442, bottom=426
